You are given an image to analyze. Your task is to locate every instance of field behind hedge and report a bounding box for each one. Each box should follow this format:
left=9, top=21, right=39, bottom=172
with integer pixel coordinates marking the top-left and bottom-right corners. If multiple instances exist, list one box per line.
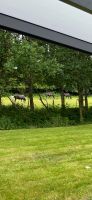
left=2, top=95, right=92, bottom=108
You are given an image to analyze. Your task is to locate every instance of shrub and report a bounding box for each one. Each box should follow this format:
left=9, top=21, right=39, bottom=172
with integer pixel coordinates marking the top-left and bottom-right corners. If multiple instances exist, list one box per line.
left=0, top=105, right=88, bottom=130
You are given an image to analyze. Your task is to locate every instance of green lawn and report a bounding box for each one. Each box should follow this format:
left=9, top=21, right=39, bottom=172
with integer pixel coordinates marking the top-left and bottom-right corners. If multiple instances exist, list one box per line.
left=0, top=125, right=92, bottom=199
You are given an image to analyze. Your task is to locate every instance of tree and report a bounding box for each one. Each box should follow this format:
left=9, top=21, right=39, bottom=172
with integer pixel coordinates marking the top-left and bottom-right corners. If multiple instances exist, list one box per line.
left=41, top=43, right=92, bottom=122
left=0, top=29, right=13, bottom=105
left=13, top=36, right=45, bottom=110
left=63, top=51, right=92, bottom=122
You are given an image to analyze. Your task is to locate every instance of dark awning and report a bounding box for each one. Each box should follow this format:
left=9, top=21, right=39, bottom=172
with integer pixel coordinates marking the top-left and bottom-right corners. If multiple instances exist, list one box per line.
left=0, top=13, right=92, bottom=54
left=0, top=0, right=92, bottom=54
left=60, top=0, right=92, bottom=14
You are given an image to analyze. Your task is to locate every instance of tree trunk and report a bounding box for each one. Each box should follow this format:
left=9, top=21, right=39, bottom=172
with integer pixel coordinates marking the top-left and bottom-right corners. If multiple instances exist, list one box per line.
left=52, top=97, right=55, bottom=108
left=85, top=89, right=88, bottom=113
left=28, top=79, right=34, bottom=111
left=60, top=88, right=65, bottom=109
left=0, top=95, right=2, bottom=106
left=78, top=88, right=84, bottom=123
left=38, top=93, right=48, bottom=109
left=8, top=96, right=15, bottom=106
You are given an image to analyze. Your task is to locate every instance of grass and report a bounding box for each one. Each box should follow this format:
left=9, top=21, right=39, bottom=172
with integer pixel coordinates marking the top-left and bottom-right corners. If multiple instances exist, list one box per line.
left=2, top=95, right=92, bottom=108
left=0, top=125, right=92, bottom=199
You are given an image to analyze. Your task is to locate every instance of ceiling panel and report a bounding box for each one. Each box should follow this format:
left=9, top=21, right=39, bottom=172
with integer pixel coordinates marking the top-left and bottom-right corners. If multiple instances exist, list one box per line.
left=0, top=0, right=92, bottom=53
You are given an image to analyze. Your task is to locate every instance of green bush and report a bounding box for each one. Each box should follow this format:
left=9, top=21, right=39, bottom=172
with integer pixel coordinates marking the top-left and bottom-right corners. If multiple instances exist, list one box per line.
left=0, top=105, right=88, bottom=130
left=0, top=116, right=14, bottom=130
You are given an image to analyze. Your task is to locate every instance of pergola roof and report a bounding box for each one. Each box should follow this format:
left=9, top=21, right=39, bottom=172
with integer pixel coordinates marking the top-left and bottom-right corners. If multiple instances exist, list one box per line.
left=61, top=0, right=92, bottom=14
left=0, top=0, right=92, bottom=53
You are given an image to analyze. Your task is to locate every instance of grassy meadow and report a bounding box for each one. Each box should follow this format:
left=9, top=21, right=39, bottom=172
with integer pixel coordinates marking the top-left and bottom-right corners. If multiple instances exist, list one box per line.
left=0, top=125, right=92, bottom=200
left=2, top=95, right=92, bottom=108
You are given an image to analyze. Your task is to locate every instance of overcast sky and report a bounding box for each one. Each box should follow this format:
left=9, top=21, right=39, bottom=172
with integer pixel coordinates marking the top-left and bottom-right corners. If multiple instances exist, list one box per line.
left=0, top=0, right=92, bottom=43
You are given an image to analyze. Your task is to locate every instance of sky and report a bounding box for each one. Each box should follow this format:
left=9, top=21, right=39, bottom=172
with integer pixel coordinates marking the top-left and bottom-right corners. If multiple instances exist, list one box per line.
left=0, top=0, right=92, bottom=43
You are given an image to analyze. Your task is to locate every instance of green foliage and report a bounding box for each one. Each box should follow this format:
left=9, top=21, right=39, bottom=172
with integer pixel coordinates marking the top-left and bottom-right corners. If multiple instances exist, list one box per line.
left=0, top=105, right=84, bottom=130
left=13, top=36, right=45, bottom=84
left=0, top=30, right=13, bottom=99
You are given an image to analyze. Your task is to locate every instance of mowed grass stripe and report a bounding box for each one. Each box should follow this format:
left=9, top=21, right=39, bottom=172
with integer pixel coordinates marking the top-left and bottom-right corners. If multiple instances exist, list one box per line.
left=0, top=125, right=92, bottom=199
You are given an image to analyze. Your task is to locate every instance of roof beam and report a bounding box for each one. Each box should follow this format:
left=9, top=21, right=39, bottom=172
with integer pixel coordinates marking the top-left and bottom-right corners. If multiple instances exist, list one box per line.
left=0, top=13, right=92, bottom=54
left=60, top=0, right=92, bottom=14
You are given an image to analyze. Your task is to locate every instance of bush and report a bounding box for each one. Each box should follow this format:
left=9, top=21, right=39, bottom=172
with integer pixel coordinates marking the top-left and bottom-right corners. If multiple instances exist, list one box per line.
left=0, top=105, right=86, bottom=130
left=0, top=116, right=14, bottom=130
